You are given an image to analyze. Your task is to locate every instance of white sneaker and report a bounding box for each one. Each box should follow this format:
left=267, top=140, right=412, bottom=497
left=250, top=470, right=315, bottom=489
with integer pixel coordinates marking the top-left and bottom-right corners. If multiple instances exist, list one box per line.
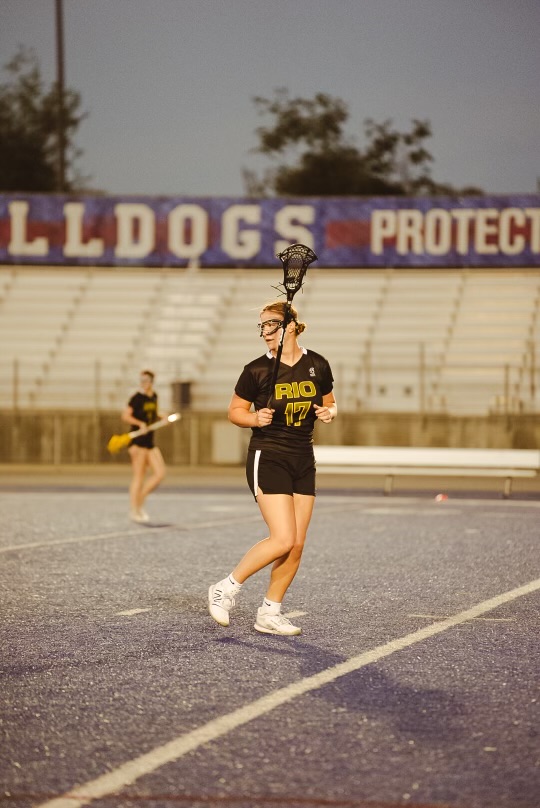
left=254, top=609, right=301, bottom=636
left=208, top=582, right=236, bottom=627
left=130, top=509, right=150, bottom=524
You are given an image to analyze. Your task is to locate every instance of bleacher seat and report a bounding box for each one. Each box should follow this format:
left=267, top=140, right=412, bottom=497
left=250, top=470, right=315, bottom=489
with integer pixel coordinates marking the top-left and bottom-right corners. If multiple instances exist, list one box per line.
left=1, top=265, right=538, bottom=415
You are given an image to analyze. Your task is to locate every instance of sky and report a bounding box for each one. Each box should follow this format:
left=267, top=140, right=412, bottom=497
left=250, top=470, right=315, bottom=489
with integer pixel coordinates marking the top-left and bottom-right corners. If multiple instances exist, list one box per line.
left=2, top=0, right=539, bottom=198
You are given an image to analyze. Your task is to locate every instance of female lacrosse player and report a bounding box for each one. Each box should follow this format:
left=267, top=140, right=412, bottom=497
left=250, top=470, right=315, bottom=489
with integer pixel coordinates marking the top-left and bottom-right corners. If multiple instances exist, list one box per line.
left=121, top=369, right=166, bottom=523
left=208, top=301, right=337, bottom=635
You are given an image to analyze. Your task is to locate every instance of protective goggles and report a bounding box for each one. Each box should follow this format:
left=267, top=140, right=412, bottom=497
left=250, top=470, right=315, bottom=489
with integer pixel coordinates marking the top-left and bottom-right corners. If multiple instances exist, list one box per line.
left=257, top=319, right=284, bottom=337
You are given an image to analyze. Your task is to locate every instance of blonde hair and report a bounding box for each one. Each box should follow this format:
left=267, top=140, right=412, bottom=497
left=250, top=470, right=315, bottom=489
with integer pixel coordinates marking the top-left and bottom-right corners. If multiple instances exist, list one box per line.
left=260, top=301, right=306, bottom=335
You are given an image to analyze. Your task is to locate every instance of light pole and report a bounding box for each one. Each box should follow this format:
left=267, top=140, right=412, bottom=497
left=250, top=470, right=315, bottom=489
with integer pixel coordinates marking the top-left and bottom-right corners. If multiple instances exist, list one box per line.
left=55, top=0, right=66, bottom=192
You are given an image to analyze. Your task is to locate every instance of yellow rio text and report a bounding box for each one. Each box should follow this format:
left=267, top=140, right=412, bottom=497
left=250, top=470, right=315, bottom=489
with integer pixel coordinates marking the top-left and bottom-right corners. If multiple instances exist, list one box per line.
left=274, top=381, right=317, bottom=400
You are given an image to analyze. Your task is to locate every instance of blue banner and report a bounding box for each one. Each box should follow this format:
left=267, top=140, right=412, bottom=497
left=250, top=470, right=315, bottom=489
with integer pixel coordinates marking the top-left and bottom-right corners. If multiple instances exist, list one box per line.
left=0, top=193, right=539, bottom=267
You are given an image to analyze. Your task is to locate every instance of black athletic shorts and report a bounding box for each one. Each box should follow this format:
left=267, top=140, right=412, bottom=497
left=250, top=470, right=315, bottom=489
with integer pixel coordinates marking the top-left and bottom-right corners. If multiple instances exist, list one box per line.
left=130, top=433, right=155, bottom=449
left=246, top=448, right=316, bottom=499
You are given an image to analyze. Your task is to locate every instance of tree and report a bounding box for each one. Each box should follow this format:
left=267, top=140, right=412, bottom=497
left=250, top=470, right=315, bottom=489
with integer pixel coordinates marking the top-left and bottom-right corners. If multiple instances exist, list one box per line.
left=0, top=46, right=87, bottom=192
left=244, top=88, right=483, bottom=197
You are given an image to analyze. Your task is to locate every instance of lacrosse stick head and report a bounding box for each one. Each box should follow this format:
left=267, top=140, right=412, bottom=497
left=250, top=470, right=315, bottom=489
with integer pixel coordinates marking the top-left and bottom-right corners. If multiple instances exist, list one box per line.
left=276, top=243, right=317, bottom=301
left=107, top=433, right=132, bottom=454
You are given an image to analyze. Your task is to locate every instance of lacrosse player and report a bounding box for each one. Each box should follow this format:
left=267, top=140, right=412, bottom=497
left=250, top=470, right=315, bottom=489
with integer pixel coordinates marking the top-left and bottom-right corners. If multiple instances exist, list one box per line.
left=209, top=301, right=337, bottom=635
left=121, top=370, right=166, bottom=523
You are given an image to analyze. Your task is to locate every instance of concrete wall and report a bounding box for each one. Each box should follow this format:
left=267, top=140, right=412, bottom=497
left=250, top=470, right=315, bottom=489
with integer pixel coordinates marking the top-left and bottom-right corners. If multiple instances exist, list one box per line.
left=0, top=410, right=538, bottom=466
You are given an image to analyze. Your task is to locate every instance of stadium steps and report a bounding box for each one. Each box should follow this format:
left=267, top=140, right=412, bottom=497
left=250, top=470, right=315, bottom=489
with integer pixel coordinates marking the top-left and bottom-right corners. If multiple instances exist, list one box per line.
left=2, top=266, right=539, bottom=415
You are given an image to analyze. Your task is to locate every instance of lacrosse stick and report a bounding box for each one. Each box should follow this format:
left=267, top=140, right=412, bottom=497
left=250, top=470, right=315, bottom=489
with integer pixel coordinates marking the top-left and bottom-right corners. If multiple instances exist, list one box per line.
left=266, top=243, right=317, bottom=406
left=107, top=412, right=181, bottom=454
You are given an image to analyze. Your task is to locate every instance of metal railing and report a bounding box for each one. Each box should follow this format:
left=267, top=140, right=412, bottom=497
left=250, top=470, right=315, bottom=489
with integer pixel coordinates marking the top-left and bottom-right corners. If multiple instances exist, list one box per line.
left=3, top=354, right=539, bottom=417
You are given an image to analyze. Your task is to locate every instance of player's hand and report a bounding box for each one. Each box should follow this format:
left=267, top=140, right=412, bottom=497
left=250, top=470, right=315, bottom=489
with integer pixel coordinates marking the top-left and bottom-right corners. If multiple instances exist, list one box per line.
left=256, top=407, right=275, bottom=427
left=139, top=422, right=149, bottom=433
left=313, top=404, right=334, bottom=423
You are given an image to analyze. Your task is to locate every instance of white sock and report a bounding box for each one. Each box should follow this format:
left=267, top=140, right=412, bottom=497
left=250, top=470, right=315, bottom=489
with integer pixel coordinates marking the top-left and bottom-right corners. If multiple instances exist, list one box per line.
left=224, top=574, right=242, bottom=593
left=261, top=598, right=281, bottom=615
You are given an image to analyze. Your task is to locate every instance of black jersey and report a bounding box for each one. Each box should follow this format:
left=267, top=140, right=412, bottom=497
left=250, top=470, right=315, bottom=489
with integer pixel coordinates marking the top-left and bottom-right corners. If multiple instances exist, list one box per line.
left=128, top=391, right=159, bottom=448
left=234, top=348, right=334, bottom=455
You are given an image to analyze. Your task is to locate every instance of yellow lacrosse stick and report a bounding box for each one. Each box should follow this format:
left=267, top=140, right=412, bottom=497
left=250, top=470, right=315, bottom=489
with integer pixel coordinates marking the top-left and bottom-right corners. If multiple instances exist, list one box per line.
left=107, top=413, right=181, bottom=454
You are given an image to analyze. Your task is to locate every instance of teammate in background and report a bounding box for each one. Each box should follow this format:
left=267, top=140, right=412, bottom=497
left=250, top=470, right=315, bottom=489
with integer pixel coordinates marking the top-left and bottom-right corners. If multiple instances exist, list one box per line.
left=208, top=301, right=337, bottom=636
left=121, top=370, right=166, bottom=523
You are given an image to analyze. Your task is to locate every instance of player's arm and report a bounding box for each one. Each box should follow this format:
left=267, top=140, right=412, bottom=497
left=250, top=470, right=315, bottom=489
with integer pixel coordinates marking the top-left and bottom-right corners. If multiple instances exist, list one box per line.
left=313, top=392, right=337, bottom=424
left=121, top=405, right=148, bottom=431
left=228, top=393, right=274, bottom=428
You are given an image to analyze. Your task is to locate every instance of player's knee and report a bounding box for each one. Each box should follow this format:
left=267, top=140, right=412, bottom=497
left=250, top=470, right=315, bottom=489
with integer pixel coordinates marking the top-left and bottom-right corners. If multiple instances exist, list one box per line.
left=272, top=534, right=296, bottom=555
left=291, top=542, right=304, bottom=559
left=284, top=543, right=304, bottom=566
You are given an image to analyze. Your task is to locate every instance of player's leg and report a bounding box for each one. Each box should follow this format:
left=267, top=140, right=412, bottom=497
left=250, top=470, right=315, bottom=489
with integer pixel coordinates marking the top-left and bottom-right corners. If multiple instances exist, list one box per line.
left=234, top=491, right=298, bottom=582
left=128, top=445, right=149, bottom=520
left=254, top=452, right=316, bottom=635
left=140, top=446, right=166, bottom=504
left=265, top=492, right=315, bottom=602
left=252, top=492, right=314, bottom=636
left=209, top=449, right=297, bottom=628
left=208, top=492, right=296, bottom=627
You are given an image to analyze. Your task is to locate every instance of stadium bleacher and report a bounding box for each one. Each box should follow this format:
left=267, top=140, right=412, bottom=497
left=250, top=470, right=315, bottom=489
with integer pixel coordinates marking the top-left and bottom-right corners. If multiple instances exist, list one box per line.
left=1, top=265, right=538, bottom=415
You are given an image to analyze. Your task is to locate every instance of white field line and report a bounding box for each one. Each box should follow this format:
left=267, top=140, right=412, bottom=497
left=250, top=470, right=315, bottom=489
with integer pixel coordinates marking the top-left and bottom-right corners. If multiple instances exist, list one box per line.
left=0, top=516, right=260, bottom=554
left=116, top=608, right=152, bottom=617
left=36, top=575, right=540, bottom=808
left=408, top=613, right=516, bottom=622
left=0, top=530, right=144, bottom=554
left=0, top=502, right=367, bottom=555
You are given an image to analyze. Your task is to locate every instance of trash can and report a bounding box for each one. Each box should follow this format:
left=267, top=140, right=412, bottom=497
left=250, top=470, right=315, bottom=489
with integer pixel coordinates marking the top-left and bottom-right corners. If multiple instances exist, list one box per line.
left=171, top=381, right=192, bottom=410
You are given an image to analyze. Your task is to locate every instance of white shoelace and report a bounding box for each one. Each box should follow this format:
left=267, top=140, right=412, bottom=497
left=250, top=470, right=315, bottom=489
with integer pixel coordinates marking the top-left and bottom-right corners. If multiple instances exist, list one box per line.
left=213, top=589, right=235, bottom=610
left=266, top=613, right=291, bottom=626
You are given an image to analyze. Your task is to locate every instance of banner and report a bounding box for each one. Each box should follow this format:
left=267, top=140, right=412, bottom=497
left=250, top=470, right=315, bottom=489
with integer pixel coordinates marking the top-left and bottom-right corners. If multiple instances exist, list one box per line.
left=0, top=193, right=539, bottom=267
